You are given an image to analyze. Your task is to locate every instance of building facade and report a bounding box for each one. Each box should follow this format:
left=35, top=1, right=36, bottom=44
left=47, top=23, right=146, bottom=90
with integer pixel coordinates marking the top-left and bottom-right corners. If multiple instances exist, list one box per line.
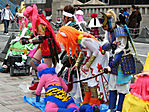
left=25, top=0, right=52, bottom=16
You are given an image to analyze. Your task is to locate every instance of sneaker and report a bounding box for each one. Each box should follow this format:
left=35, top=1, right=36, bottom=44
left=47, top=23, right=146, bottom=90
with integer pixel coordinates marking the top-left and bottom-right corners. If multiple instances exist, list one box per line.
left=6, top=33, right=9, bottom=36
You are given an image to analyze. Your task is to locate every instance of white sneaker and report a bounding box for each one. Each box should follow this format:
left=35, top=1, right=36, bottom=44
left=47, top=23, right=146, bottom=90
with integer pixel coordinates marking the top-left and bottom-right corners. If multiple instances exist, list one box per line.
left=6, top=33, right=9, bottom=36
left=106, top=109, right=115, bottom=112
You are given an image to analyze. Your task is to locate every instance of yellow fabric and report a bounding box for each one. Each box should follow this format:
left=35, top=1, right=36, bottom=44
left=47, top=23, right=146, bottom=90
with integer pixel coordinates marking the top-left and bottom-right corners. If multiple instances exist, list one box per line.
left=122, top=93, right=149, bottom=112
left=143, top=52, right=149, bottom=71
left=18, top=1, right=25, bottom=13
left=45, top=88, right=71, bottom=102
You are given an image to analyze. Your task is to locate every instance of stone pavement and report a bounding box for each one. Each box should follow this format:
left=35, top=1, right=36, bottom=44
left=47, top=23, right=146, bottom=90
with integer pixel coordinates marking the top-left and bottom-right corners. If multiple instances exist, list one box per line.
left=0, top=69, right=41, bottom=112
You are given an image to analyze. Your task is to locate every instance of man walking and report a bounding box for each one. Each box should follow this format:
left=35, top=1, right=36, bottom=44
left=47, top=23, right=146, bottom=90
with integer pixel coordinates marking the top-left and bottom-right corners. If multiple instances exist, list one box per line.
left=1, top=4, right=15, bottom=35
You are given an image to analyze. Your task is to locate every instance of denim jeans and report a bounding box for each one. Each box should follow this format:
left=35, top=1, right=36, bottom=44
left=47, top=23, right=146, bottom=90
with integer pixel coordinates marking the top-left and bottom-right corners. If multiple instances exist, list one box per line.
left=4, top=19, right=10, bottom=33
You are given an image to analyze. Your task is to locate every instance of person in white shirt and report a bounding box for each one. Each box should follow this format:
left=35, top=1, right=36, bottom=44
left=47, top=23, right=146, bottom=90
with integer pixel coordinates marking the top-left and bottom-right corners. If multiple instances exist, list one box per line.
left=1, top=4, right=15, bottom=35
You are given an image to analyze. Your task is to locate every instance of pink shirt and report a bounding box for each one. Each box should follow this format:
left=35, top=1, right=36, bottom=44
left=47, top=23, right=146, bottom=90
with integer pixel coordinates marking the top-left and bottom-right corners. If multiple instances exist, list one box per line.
left=36, top=74, right=68, bottom=95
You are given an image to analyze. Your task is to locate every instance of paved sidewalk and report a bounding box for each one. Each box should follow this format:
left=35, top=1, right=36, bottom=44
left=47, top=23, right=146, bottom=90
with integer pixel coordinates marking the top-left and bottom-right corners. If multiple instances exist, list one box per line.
left=0, top=71, right=41, bottom=112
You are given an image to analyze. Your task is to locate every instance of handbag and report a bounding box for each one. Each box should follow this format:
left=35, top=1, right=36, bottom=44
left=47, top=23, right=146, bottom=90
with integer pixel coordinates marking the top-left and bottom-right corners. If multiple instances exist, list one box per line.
left=134, top=56, right=143, bottom=74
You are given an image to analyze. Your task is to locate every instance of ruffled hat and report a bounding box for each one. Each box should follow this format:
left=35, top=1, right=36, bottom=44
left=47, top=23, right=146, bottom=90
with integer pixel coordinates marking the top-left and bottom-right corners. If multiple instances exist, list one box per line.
left=88, top=13, right=101, bottom=28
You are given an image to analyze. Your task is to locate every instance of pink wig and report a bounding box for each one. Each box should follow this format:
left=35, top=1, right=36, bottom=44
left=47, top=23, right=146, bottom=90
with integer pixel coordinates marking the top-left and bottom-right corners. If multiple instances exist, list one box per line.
left=23, top=4, right=38, bottom=38
left=130, top=76, right=149, bottom=101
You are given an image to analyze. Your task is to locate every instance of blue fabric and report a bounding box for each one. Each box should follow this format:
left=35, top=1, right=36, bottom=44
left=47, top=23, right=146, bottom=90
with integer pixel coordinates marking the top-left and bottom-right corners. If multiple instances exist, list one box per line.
left=117, top=67, right=132, bottom=84
left=108, top=32, right=116, bottom=43
left=45, top=86, right=75, bottom=108
left=102, top=43, right=111, bottom=51
left=4, top=19, right=9, bottom=33
left=109, top=57, right=119, bottom=75
left=79, top=104, right=94, bottom=112
left=114, top=27, right=128, bottom=38
left=120, top=54, right=135, bottom=76
left=36, top=95, right=40, bottom=102
left=117, top=93, right=125, bottom=111
left=33, top=60, right=39, bottom=66
left=58, top=107, right=78, bottom=112
left=100, top=104, right=109, bottom=112
left=123, top=12, right=129, bottom=21
left=113, top=51, right=124, bottom=64
left=24, top=96, right=45, bottom=112
left=109, top=90, right=117, bottom=109
left=68, top=22, right=76, bottom=26
left=108, top=19, right=112, bottom=29
left=0, top=66, right=4, bottom=72
left=38, top=68, right=57, bottom=78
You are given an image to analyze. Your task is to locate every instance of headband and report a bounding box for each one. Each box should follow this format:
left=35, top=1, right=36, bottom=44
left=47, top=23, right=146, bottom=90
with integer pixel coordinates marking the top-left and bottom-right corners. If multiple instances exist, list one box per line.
left=63, top=11, right=74, bottom=17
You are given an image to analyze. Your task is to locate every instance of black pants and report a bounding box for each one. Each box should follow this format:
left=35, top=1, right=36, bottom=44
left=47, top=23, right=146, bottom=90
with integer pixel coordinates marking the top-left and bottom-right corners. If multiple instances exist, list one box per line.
left=4, top=19, right=9, bottom=33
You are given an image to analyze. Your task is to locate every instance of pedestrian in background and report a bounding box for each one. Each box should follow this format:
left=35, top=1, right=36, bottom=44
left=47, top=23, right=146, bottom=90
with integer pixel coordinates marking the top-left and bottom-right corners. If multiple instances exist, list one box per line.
left=127, top=5, right=141, bottom=38
left=123, top=8, right=129, bottom=23
left=119, top=9, right=126, bottom=25
left=1, top=4, right=15, bottom=35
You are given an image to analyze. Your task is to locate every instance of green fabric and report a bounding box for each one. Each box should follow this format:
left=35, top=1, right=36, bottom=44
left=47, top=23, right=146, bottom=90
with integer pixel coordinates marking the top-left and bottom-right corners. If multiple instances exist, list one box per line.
left=6, top=23, right=35, bottom=57
left=26, top=23, right=33, bottom=36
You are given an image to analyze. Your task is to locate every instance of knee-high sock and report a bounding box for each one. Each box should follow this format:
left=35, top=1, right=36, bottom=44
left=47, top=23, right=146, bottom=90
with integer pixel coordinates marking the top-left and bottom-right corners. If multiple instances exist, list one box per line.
left=117, top=93, right=125, bottom=111
left=109, top=90, right=117, bottom=109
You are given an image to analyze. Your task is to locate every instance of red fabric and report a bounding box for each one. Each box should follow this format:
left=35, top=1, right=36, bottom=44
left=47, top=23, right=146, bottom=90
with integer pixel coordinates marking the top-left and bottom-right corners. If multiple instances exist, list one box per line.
left=40, top=38, right=51, bottom=57
left=36, top=14, right=61, bottom=56
left=90, top=28, right=100, bottom=39
left=91, top=13, right=98, bottom=18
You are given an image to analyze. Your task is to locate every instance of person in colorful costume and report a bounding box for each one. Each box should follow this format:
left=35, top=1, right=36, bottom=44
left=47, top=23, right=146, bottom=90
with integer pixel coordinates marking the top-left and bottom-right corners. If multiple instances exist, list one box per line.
left=35, top=63, right=78, bottom=112
left=75, top=6, right=86, bottom=26
left=56, top=26, right=109, bottom=106
left=122, top=53, right=149, bottom=112
left=88, top=13, right=101, bottom=41
left=23, top=4, right=61, bottom=90
left=100, top=9, right=135, bottom=112
left=76, top=6, right=84, bottom=22
left=7, top=4, right=35, bottom=56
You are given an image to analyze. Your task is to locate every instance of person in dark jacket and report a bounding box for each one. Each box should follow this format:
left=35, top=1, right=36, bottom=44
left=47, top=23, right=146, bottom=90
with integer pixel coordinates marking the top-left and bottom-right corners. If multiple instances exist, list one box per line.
left=127, top=5, right=142, bottom=38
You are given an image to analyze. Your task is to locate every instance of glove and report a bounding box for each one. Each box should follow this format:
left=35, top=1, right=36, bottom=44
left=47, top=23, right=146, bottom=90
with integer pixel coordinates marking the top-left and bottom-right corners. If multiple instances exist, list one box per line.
left=21, top=37, right=29, bottom=45
left=36, top=95, right=40, bottom=102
